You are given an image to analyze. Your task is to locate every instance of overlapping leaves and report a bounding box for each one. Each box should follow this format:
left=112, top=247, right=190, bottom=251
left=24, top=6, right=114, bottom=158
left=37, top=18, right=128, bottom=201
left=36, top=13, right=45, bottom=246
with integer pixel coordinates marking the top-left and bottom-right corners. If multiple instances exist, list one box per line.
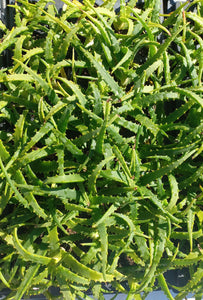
left=0, top=0, right=202, bottom=299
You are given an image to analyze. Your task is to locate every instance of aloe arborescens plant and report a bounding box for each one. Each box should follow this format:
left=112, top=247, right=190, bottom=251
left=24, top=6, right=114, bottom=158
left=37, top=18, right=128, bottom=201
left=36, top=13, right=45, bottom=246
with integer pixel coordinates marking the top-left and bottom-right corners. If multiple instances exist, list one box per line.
left=0, top=0, right=203, bottom=299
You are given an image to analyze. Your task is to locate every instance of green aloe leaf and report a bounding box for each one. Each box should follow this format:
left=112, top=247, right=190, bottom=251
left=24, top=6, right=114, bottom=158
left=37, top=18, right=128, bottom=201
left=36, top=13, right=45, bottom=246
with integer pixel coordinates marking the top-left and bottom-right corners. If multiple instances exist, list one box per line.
left=13, top=228, right=52, bottom=265
left=79, top=47, right=124, bottom=98
left=44, top=174, right=85, bottom=184
left=140, top=149, right=197, bottom=185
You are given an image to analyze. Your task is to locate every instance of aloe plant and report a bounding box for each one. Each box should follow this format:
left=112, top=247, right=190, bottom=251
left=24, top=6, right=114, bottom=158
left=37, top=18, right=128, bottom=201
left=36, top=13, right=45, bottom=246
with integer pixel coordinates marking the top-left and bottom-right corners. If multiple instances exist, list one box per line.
left=0, top=0, right=202, bottom=299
